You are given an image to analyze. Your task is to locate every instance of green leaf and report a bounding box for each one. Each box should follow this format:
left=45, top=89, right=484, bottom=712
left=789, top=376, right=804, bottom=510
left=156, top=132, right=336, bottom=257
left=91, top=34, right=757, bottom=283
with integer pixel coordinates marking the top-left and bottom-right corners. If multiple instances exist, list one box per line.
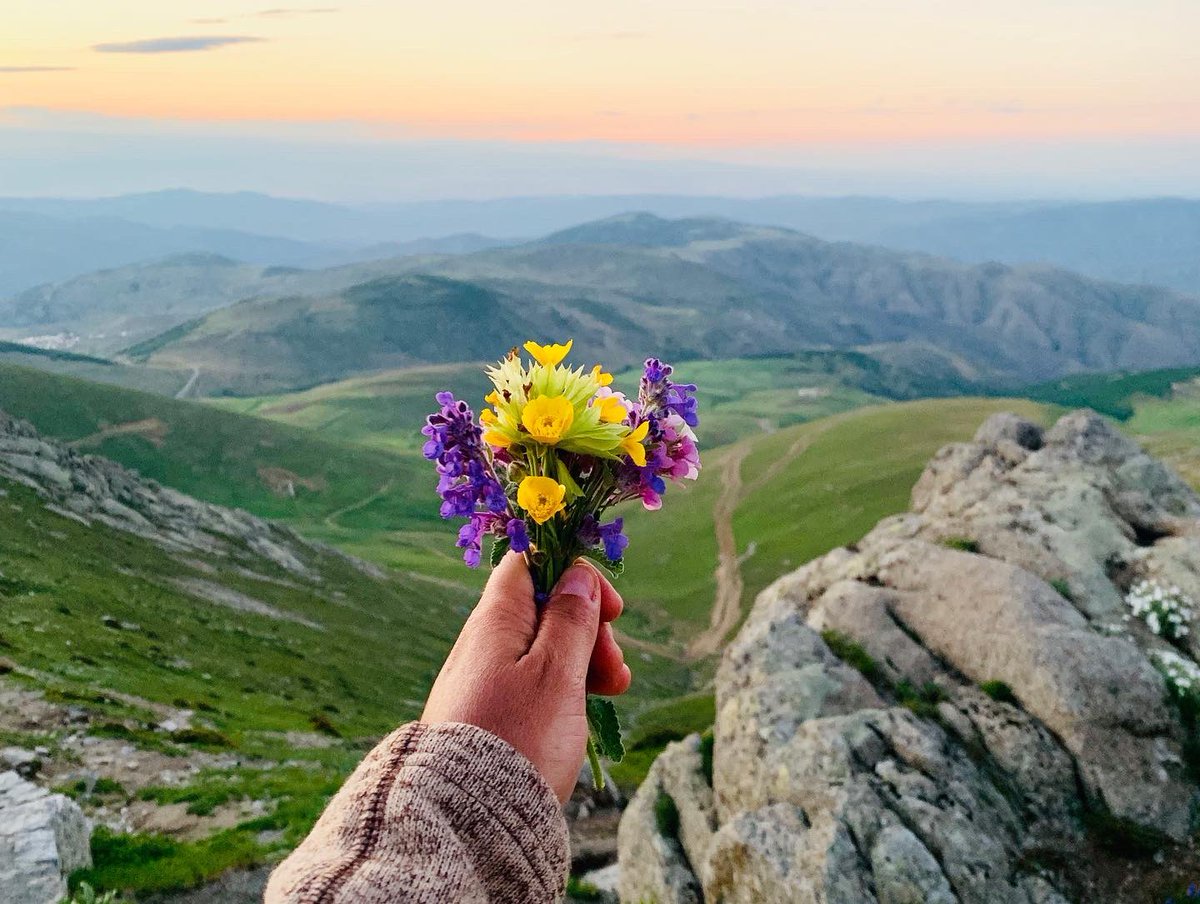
left=555, top=457, right=584, bottom=500
left=586, top=695, right=624, bottom=762
left=489, top=536, right=511, bottom=567
left=581, top=549, right=624, bottom=578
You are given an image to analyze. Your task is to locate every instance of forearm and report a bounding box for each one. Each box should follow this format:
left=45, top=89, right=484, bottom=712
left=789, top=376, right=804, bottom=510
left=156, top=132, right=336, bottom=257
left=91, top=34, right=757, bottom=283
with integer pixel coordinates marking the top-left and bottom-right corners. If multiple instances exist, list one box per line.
left=265, top=721, right=570, bottom=904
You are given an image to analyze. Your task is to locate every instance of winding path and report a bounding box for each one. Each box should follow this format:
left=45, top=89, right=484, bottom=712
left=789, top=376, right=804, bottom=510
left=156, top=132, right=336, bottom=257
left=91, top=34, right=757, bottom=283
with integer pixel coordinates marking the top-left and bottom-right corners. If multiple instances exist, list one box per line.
left=323, top=479, right=397, bottom=529
left=175, top=367, right=201, bottom=400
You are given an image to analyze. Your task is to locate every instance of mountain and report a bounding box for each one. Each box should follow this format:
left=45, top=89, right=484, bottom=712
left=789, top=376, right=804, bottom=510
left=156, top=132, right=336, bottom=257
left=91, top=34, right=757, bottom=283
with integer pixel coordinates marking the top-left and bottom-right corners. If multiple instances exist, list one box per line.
left=872, top=198, right=1200, bottom=293
left=131, top=214, right=1200, bottom=396
left=8, top=190, right=1197, bottom=292
left=0, top=252, right=454, bottom=357
left=0, top=209, right=342, bottom=298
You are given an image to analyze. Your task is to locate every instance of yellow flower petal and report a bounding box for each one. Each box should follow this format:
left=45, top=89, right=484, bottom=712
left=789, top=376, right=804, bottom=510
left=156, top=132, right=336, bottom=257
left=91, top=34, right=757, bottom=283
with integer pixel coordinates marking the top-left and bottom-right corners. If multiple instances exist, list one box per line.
left=483, top=429, right=512, bottom=448
left=521, top=395, right=575, bottom=445
left=517, top=476, right=566, bottom=524
left=479, top=409, right=498, bottom=426
left=590, top=365, right=614, bottom=387
left=594, top=395, right=627, bottom=424
left=524, top=339, right=573, bottom=368
left=485, top=390, right=501, bottom=406
left=620, top=420, right=650, bottom=466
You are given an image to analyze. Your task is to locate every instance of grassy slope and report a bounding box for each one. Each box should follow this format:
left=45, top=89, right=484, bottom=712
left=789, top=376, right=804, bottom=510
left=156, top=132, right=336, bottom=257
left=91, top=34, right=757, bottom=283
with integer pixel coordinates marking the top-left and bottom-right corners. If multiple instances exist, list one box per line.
left=0, top=477, right=461, bottom=893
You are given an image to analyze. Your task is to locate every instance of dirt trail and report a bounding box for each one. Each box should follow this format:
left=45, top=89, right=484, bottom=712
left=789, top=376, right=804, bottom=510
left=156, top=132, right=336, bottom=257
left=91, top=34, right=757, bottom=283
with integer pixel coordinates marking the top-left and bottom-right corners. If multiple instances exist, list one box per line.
left=686, top=445, right=750, bottom=659
left=684, top=423, right=834, bottom=660
left=323, top=479, right=396, bottom=528
left=176, top=366, right=202, bottom=400
left=71, top=418, right=169, bottom=449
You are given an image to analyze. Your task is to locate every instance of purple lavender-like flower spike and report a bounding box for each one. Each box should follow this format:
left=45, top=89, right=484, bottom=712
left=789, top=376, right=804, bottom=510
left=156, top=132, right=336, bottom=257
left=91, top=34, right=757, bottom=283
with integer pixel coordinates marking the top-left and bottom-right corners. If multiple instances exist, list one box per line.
left=506, top=517, right=531, bottom=554
left=598, top=517, right=629, bottom=561
left=424, top=392, right=511, bottom=565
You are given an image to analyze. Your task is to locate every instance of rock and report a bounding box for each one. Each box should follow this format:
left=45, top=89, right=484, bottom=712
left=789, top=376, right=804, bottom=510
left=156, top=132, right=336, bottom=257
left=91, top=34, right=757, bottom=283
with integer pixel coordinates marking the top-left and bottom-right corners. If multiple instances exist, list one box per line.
left=618, top=741, right=705, bottom=904
left=1, top=746, right=42, bottom=778
left=618, top=410, right=1200, bottom=902
left=0, top=770, right=91, bottom=904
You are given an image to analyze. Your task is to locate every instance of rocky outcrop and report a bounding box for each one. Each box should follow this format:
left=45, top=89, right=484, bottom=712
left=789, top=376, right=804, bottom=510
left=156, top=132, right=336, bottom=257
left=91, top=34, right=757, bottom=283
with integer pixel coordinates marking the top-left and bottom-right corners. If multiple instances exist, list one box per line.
left=619, top=410, right=1200, bottom=903
left=0, top=409, right=374, bottom=578
left=0, top=771, right=92, bottom=904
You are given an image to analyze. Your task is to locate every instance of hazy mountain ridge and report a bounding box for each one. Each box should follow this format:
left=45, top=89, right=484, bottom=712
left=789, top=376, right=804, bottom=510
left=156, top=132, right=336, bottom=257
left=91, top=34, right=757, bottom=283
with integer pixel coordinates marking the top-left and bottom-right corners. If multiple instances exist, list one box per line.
left=6, top=189, right=1196, bottom=291
left=125, top=213, right=1200, bottom=395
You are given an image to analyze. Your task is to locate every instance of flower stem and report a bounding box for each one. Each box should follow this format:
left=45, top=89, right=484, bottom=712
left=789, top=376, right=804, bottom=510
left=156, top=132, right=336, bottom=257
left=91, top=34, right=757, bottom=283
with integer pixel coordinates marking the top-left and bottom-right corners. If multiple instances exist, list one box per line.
left=585, top=735, right=604, bottom=790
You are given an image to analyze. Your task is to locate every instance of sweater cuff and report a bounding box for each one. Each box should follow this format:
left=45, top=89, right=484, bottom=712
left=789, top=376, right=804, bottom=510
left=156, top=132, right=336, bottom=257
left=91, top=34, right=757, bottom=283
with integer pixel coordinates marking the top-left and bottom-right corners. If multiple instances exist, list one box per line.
left=397, top=721, right=570, bottom=897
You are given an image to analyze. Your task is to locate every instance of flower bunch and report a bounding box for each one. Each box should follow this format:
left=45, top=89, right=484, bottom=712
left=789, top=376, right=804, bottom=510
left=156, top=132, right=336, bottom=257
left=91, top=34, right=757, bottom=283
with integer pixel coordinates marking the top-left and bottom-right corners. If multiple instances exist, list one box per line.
left=423, top=339, right=701, bottom=783
left=1151, top=648, right=1200, bottom=701
left=1125, top=579, right=1195, bottom=641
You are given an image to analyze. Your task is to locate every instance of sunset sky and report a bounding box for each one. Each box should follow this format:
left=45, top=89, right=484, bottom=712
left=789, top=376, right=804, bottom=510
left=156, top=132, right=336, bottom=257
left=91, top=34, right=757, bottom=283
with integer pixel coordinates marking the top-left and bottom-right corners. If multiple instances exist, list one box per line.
left=3, top=1, right=1198, bottom=199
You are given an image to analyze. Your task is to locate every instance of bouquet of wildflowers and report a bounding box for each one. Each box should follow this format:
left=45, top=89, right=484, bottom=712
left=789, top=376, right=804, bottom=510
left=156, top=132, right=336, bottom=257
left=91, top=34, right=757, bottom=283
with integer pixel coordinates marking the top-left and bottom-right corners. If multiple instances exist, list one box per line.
left=422, top=339, right=700, bottom=785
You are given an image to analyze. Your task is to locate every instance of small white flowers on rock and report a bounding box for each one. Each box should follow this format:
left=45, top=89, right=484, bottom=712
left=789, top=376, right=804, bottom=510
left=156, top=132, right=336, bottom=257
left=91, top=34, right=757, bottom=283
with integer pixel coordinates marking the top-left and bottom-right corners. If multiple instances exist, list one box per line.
left=1124, top=579, right=1194, bottom=641
left=1152, top=648, right=1200, bottom=699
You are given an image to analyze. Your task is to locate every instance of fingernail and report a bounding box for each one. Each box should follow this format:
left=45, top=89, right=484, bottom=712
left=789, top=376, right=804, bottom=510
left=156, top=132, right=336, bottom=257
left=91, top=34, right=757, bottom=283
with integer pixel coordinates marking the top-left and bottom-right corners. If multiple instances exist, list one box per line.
left=554, top=563, right=598, bottom=601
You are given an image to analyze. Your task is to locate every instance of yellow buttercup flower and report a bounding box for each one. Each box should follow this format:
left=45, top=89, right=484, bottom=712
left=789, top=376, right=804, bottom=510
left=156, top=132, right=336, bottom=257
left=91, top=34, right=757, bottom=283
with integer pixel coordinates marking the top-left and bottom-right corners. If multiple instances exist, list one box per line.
left=522, top=395, right=574, bottom=445
left=518, top=476, right=566, bottom=524
left=594, top=395, right=627, bottom=424
left=590, top=365, right=614, bottom=387
left=524, top=339, right=573, bottom=368
left=620, top=420, right=650, bottom=466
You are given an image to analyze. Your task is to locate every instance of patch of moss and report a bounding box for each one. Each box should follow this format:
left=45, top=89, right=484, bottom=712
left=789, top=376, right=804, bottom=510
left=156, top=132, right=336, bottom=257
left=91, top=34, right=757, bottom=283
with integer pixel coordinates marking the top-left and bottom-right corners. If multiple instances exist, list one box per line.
left=699, top=729, right=715, bottom=786
left=896, top=679, right=949, bottom=720
left=821, top=630, right=881, bottom=683
left=565, top=876, right=604, bottom=901
left=980, top=680, right=1019, bottom=705
left=1048, top=578, right=1073, bottom=600
left=654, top=790, right=680, bottom=840
left=942, top=536, right=980, bottom=554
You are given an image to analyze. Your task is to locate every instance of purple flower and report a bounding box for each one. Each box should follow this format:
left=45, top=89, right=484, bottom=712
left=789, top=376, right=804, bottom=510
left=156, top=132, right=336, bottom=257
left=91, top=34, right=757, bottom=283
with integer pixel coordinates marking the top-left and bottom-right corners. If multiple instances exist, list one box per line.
left=424, top=392, right=511, bottom=565
left=598, top=517, right=629, bottom=561
left=506, top=517, right=531, bottom=554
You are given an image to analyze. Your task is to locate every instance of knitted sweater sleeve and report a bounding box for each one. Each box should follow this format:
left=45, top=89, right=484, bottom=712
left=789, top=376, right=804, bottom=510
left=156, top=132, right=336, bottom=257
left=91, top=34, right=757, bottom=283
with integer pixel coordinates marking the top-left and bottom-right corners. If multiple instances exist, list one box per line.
left=264, top=721, right=570, bottom=903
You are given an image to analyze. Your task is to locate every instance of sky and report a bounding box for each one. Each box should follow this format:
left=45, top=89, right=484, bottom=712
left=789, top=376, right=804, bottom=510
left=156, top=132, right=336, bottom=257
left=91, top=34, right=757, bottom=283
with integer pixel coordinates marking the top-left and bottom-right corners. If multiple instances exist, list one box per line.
left=2, top=0, right=1198, bottom=201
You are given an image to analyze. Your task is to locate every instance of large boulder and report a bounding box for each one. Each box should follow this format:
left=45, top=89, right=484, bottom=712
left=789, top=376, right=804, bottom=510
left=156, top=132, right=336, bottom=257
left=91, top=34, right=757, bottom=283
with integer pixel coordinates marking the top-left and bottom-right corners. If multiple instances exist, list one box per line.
left=619, top=410, right=1200, bottom=903
left=0, top=770, right=92, bottom=904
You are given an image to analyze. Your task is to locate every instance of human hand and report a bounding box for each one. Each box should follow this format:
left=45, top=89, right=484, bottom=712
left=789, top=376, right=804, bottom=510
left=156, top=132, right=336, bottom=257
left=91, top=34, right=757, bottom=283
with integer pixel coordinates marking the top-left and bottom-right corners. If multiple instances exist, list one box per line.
left=421, top=553, right=633, bottom=803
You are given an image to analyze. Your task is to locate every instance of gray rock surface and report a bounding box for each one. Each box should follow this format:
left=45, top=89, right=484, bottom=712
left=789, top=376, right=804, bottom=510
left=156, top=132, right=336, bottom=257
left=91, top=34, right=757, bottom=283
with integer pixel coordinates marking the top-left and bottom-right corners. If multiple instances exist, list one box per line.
left=0, top=409, right=378, bottom=579
left=619, top=410, right=1200, bottom=903
left=0, top=770, right=92, bottom=904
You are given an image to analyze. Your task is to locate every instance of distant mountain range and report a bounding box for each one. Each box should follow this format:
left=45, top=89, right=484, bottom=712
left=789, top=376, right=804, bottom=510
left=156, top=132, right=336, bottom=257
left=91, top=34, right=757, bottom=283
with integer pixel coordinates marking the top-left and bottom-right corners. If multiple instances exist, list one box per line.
left=120, top=213, right=1200, bottom=396
left=2, top=190, right=1198, bottom=295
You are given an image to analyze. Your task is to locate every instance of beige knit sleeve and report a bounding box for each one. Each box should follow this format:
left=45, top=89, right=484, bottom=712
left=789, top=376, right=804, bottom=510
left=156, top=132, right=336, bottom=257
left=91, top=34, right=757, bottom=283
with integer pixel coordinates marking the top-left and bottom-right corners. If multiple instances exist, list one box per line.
left=264, top=721, right=570, bottom=903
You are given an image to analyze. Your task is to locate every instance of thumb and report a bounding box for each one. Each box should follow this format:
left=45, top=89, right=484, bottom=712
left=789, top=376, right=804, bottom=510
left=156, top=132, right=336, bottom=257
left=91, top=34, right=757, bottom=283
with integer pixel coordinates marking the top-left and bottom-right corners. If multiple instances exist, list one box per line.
left=531, top=561, right=601, bottom=674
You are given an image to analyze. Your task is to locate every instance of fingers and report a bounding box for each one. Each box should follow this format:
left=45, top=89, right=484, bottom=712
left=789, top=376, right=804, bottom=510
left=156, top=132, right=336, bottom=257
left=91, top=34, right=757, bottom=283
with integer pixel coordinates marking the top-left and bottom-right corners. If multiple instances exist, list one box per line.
left=597, top=569, right=624, bottom=623
left=587, top=623, right=632, bottom=696
left=463, top=551, right=537, bottom=657
left=530, top=561, right=601, bottom=673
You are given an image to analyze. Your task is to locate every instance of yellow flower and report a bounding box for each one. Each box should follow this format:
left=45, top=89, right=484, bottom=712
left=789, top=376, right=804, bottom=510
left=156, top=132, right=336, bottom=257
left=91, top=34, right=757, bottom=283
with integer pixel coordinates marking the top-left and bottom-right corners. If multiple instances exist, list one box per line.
left=482, top=429, right=512, bottom=448
left=518, top=476, right=566, bottom=524
left=593, top=395, right=627, bottom=424
left=484, top=390, right=501, bottom=406
left=590, top=365, right=614, bottom=387
left=522, top=395, right=574, bottom=445
left=620, top=420, right=650, bottom=466
left=479, top=409, right=498, bottom=426
left=524, top=339, right=573, bottom=368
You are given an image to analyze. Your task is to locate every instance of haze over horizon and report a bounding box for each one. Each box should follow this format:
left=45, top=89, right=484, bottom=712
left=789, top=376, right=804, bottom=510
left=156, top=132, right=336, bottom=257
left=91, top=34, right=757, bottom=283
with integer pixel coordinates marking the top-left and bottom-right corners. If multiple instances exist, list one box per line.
left=4, top=0, right=1199, bottom=200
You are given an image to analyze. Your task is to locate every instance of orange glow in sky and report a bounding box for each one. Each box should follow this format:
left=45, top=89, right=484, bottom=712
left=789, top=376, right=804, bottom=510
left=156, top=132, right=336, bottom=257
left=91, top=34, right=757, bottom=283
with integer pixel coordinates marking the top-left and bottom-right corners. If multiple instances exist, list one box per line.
left=3, top=0, right=1199, bottom=147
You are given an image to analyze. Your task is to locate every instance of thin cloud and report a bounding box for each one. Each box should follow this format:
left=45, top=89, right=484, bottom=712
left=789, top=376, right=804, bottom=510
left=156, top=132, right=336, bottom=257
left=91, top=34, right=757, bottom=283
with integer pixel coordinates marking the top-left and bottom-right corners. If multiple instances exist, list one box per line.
left=0, top=66, right=76, bottom=73
left=93, top=36, right=265, bottom=54
left=189, top=17, right=229, bottom=24
left=255, top=7, right=338, bottom=16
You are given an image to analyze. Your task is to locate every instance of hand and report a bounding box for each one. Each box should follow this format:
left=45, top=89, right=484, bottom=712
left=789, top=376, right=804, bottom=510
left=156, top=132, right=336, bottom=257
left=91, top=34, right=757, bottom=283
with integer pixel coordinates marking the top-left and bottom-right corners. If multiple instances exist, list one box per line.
left=421, top=553, right=633, bottom=803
